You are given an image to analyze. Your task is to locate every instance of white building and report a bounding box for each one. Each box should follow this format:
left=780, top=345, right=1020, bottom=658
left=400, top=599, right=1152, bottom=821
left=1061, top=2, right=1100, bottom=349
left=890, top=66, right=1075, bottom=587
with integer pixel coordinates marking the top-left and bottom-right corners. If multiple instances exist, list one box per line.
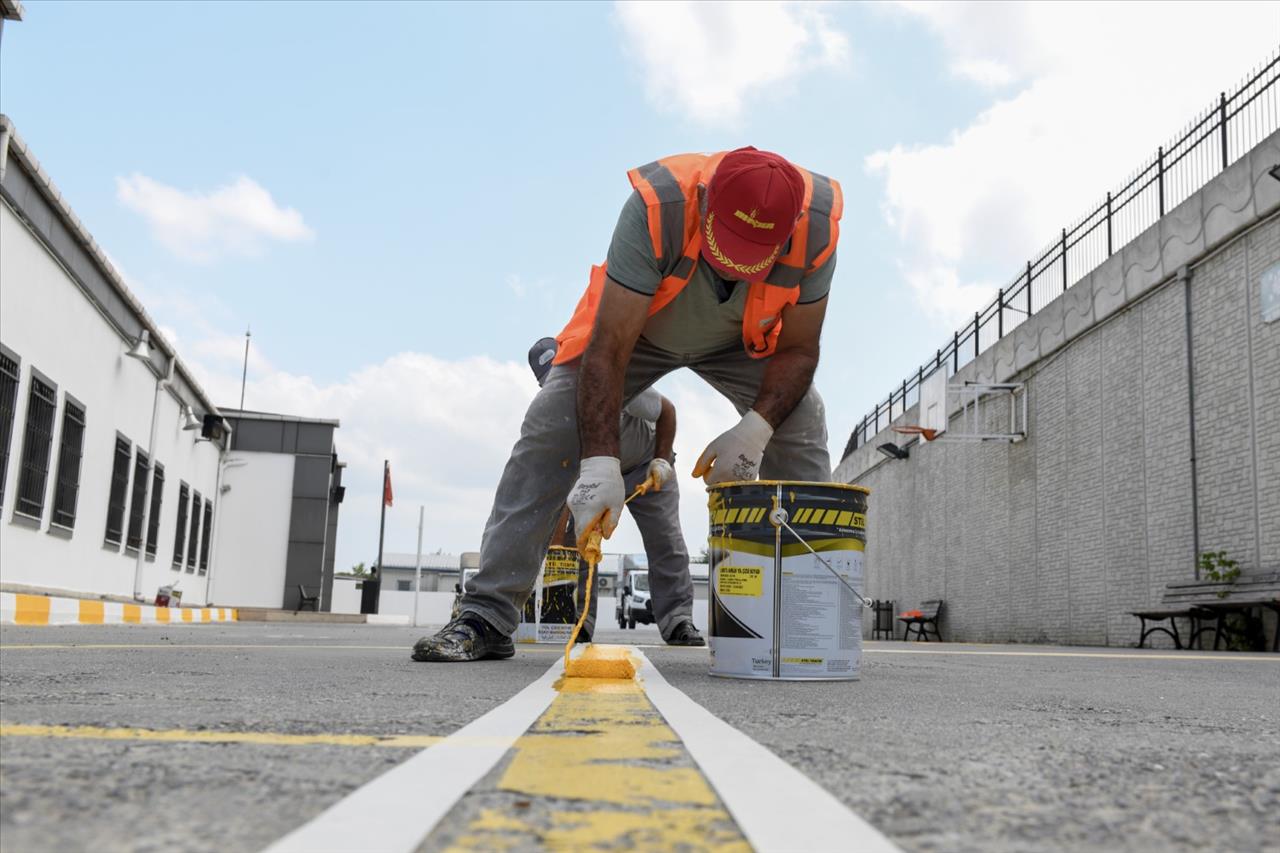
left=0, top=116, right=228, bottom=605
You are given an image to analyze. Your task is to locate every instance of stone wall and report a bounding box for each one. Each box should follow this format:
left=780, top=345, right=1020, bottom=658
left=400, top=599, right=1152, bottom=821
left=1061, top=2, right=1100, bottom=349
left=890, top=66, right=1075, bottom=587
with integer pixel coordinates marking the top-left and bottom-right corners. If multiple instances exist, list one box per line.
left=834, top=131, right=1280, bottom=647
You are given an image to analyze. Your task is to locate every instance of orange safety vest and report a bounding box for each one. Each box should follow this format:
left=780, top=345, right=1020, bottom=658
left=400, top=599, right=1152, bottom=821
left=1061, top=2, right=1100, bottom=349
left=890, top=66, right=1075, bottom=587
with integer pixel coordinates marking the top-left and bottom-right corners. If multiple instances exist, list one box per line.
left=554, top=152, right=842, bottom=364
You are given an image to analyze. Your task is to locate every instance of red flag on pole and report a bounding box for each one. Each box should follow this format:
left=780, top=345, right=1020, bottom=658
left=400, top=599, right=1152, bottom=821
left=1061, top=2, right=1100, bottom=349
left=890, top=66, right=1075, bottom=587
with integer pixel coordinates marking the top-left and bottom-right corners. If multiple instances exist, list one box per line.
left=383, top=462, right=394, bottom=507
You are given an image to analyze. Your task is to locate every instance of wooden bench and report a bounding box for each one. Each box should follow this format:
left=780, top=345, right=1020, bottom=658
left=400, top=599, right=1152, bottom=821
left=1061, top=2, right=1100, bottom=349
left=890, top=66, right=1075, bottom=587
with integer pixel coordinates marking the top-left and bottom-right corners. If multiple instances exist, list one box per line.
left=296, top=585, right=320, bottom=612
left=1131, top=571, right=1279, bottom=651
left=899, top=599, right=943, bottom=641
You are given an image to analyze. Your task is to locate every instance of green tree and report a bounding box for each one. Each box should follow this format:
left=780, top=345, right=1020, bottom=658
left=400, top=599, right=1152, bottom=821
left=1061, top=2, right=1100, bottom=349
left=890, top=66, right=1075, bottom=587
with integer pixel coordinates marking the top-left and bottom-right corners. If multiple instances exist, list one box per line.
left=351, top=561, right=368, bottom=577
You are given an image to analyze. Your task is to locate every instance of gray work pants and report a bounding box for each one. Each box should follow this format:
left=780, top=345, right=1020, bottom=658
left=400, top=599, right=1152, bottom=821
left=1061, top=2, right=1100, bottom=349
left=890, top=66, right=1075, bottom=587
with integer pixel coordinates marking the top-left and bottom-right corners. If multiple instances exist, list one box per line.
left=460, top=338, right=831, bottom=636
left=572, top=462, right=689, bottom=638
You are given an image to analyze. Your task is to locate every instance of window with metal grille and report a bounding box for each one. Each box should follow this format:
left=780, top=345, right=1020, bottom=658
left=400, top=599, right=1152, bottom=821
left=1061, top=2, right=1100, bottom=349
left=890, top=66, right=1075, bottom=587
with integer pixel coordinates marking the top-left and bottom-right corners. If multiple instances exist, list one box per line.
left=0, top=348, right=19, bottom=508
left=104, top=437, right=132, bottom=546
left=198, top=499, right=212, bottom=575
left=172, top=482, right=189, bottom=568
left=186, top=490, right=201, bottom=572
left=51, top=399, right=86, bottom=529
left=125, top=449, right=149, bottom=551
left=16, top=373, right=58, bottom=520
left=145, top=463, right=164, bottom=558
left=397, top=580, right=411, bottom=591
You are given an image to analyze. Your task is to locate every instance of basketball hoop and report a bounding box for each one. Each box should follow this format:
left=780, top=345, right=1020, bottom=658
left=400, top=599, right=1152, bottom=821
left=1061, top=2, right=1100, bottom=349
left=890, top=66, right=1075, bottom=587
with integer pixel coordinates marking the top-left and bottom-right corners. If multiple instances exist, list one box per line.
left=892, top=425, right=939, bottom=442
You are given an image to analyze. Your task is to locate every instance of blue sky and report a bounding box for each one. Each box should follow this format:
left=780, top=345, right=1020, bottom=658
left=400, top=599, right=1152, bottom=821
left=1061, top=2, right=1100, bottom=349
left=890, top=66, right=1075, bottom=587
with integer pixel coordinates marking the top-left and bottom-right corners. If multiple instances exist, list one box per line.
left=2, top=1, right=1275, bottom=572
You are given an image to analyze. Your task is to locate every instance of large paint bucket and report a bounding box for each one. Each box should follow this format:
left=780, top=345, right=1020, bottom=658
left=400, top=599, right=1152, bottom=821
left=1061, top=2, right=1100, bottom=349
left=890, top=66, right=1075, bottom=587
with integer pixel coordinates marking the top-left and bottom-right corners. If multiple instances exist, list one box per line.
left=536, top=546, right=580, bottom=643
left=707, top=481, right=870, bottom=681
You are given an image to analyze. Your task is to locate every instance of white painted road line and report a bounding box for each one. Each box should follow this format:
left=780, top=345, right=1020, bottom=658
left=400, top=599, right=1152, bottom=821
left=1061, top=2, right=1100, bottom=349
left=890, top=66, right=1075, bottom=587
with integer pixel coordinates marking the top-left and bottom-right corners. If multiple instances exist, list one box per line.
left=261, top=658, right=561, bottom=853
left=635, top=650, right=902, bottom=853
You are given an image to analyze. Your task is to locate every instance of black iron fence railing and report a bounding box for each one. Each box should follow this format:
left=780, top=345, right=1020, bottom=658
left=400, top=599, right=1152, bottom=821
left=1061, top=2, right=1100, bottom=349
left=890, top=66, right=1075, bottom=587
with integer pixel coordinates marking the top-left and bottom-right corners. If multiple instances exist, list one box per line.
left=844, top=50, right=1280, bottom=459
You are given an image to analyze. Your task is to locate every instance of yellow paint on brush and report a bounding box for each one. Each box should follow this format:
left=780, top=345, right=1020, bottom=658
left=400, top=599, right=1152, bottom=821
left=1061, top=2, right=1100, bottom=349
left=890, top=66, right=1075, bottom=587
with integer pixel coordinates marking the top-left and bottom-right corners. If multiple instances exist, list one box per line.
left=444, top=673, right=748, bottom=851
left=564, top=644, right=637, bottom=680
left=0, top=722, right=442, bottom=749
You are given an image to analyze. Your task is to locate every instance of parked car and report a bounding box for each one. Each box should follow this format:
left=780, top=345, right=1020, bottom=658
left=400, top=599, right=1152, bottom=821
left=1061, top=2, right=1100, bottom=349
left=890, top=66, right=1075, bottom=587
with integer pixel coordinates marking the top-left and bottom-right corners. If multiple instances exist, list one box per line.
left=616, top=568, right=652, bottom=629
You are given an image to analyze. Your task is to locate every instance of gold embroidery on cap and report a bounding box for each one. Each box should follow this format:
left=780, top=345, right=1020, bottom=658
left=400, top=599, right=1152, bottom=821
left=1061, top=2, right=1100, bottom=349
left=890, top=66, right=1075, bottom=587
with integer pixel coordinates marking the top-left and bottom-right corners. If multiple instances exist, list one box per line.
left=733, top=208, right=775, bottom=230
left=704, top=213, right=781, bottom=276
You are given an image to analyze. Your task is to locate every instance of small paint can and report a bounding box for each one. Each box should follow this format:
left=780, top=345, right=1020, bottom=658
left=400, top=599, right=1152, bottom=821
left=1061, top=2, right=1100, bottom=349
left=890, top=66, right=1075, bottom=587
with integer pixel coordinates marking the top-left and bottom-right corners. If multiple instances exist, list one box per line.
left=707, top=480, right=870, bottom=681
left=536, top=545, right=580, bottom=643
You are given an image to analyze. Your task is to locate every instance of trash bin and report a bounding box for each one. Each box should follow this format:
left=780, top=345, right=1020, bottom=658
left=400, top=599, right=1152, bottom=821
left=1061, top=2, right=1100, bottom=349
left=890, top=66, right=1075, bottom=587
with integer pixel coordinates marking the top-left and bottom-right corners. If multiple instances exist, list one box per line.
left=360, top=578, right=381, bottom=615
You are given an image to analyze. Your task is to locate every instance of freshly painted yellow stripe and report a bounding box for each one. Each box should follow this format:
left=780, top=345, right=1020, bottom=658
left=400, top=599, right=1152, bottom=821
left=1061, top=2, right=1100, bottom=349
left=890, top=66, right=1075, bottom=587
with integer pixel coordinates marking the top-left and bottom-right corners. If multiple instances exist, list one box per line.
left=155, top=607, right=171, bottom=624
left=15, top=595, right=50, bottom=625
left=180, top=608, right=193, bottom=623
left=78, top=600, right=105, bottom=624
left=0, top=722, right=442, bottom=749
left=449, top=645, right=749, bottom=851
left=123, top=604, right=141, bottom=623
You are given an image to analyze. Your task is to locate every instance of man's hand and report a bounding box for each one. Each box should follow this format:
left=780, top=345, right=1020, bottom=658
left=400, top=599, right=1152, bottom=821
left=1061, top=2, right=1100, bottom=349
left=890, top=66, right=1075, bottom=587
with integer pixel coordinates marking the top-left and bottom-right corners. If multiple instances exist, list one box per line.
left=646, top=457, right=674, bottom=491
left=567, top=456, right=625, bottom=538
left=692, top=410, right=774, bottom=485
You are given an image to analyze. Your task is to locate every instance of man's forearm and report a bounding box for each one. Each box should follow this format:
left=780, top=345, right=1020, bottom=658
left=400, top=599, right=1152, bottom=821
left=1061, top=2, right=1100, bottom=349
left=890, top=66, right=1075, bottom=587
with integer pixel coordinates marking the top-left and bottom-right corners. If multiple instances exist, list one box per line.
left=577, top=344, right=626, bottom=459
left=751, top=346, right=819, bottom=428
left=653, top=397, right=676, bottom=462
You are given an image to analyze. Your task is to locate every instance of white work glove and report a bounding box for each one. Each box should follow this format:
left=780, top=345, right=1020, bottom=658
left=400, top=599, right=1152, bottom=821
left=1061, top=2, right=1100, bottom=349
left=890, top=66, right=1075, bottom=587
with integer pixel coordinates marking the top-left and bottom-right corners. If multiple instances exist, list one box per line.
left=692, top=410, right=774, bottom=485
left=567, top=456, right=625, bottom=539
left=646, top=457, right=674, bottom=491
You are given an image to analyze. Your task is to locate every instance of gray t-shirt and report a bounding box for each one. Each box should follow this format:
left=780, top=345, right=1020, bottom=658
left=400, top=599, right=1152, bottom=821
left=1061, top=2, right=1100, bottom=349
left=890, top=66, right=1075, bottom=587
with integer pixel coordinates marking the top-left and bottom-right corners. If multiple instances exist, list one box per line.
left=606, top=190, right=835, bottom=358
left=618, top=388, right=661, bottom=472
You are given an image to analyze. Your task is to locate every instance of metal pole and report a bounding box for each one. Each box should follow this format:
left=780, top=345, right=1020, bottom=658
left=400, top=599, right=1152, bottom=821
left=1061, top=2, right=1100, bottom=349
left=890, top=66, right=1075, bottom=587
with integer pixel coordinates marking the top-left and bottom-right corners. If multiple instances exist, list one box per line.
left=974, top=312, right=981, bottom=358
left=413, top=505, right=424, bottom=627
left=1060, top=228, right=1068, bottom=292
left=1219, top=91, right=1229, bottom=169
left=375, top=460, right=388, bottom=613
left=1105, top=192, right=1113, bottom=257
left=132, top=364, right=170, bottom=600
left=239, top=327, right=250, bottom=411
left=997, top=288, right=1004, bottom=338
left=952, top=331, right=959, bottom=373
left=1026, top=261, right=1033, bottom=317
left=1157, top=146, right=1165, bottom=217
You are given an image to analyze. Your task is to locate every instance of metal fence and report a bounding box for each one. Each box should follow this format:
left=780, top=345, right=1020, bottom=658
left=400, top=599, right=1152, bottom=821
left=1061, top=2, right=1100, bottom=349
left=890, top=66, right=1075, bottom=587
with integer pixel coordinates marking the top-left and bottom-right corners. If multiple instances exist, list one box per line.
left=844, top=50, right=1280, bottom=459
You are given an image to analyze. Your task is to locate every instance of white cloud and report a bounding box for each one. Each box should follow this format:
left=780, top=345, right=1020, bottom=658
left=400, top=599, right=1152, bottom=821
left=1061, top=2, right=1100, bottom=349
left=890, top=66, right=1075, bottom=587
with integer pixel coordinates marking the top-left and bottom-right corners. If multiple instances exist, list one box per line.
left=116, top=174, right=314, bottom=262
left=615, top=1, right=850, bottom=124
left=869, top=1, right=1280, bottom=327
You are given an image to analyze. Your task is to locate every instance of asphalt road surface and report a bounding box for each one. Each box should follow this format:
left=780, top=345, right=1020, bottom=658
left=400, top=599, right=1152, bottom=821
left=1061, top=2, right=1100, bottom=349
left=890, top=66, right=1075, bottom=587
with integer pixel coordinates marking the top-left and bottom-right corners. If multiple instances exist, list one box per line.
left=1, top=622, right=1277, bottom=852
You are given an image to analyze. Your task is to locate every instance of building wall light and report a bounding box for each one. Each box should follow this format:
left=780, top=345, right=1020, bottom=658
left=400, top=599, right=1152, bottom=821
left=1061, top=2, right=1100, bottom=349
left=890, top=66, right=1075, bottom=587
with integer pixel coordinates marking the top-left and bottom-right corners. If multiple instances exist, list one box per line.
left=126, top=329, right=152, bottom=361
left=876, top=442, right=909, bottom=461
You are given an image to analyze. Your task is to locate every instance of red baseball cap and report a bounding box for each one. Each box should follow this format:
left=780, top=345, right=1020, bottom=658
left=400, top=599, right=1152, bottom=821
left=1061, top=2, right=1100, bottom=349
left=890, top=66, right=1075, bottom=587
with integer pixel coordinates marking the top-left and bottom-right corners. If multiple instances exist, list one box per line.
left=701, top=147, right=805, bottom=282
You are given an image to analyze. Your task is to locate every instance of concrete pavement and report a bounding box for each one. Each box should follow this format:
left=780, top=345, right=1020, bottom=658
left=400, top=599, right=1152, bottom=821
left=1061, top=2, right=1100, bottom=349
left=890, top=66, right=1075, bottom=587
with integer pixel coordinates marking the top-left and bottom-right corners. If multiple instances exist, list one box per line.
left=1, top=622, right=1276, bottom=852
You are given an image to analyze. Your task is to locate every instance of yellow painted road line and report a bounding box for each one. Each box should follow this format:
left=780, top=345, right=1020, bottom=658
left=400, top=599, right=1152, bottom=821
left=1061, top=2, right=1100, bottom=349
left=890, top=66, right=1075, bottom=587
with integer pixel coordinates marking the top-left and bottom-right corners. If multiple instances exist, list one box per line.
left=634, top=650, right=900, bottom=852
left=265, top=658, right=563, bottom=853
left=0, top=643, right=414, bottom=651
left=0, top=723, right=441, bottom=749
left=447, top=648, right=749, bottom=851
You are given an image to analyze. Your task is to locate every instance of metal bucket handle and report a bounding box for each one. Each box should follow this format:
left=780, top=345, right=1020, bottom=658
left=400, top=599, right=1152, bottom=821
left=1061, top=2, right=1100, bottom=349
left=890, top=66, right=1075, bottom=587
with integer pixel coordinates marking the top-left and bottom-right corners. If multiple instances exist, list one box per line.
left=768, top=498, right=873, bottom=609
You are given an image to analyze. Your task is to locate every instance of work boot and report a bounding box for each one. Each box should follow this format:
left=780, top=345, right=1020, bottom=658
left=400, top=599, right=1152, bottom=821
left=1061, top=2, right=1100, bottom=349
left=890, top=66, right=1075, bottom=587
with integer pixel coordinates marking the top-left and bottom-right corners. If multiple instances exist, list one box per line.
left=411, top=615, right=514, bottom=662
left=574, top=627, right=593, bottom=645
left=665, top=620, right=706, bottom=647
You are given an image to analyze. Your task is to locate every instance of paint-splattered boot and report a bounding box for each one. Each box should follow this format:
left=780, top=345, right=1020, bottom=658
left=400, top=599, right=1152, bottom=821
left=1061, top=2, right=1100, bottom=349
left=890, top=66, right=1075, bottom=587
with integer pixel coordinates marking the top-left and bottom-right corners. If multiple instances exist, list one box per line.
left=411, top=615, right=514, bottom=662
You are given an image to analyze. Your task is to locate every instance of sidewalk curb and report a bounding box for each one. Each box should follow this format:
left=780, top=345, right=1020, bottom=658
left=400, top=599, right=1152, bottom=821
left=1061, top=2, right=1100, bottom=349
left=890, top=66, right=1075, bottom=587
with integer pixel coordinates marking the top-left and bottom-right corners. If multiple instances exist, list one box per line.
left=0, top=593, right=237, bottom=626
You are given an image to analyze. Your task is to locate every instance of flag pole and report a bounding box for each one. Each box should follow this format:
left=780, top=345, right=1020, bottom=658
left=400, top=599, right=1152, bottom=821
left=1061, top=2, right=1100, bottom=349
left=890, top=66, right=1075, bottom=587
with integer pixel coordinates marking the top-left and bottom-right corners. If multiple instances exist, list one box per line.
left=413, top=505, right=424, bottom=627
left=375, top=459, right=388, bottom=615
